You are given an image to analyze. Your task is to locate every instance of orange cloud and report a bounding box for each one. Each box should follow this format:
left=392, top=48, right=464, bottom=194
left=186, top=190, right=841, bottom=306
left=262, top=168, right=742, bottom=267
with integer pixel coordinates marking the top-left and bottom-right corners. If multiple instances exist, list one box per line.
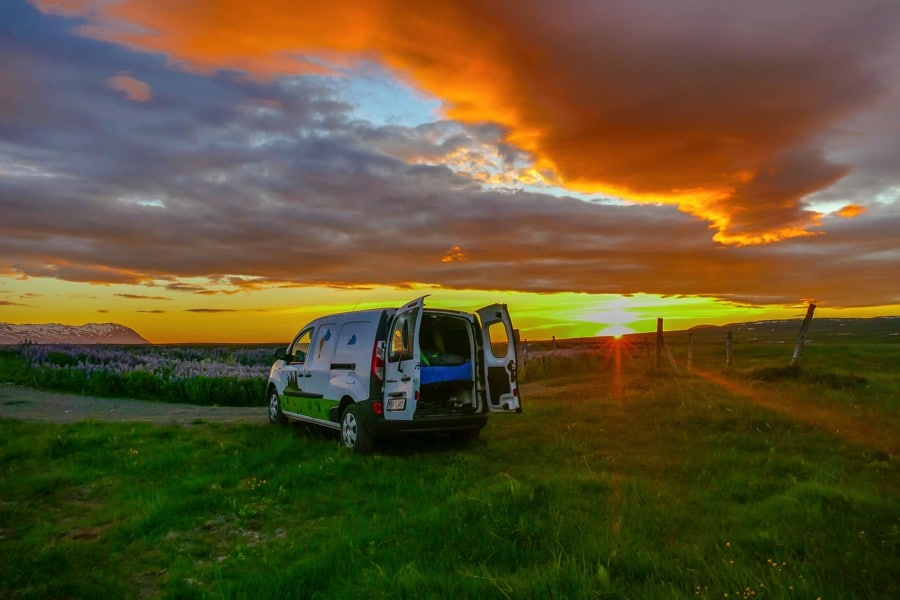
left=836, top=204, right=867, bottom=218
left=106, top=71, right=152, bottom=102
left=33, top=1, right=886, bottom=245
left=441, top=245, right=468, bottom=263
left=17, top=261, right=156, bottom=285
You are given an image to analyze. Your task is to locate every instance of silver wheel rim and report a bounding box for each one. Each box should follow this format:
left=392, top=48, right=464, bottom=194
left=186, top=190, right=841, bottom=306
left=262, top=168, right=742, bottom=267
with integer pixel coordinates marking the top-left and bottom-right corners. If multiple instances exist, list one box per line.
left=342, top=412, right=357, bottom=448
left=269, top=392, right=280, bottom=420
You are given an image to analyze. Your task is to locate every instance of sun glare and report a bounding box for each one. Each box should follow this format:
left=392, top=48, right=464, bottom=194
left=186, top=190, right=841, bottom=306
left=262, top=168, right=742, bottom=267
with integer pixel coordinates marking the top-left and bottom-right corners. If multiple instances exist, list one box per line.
left=598, top=324, right=635, bottom=339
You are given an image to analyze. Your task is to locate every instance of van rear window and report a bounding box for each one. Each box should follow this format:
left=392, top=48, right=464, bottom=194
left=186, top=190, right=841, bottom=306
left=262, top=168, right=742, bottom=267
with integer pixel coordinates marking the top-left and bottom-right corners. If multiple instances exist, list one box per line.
left=389, top=308, right=418, bottom=362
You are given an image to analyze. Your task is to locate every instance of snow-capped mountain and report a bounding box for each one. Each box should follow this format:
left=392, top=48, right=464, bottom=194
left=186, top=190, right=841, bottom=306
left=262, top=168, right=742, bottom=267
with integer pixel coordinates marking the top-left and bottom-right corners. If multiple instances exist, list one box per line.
left=0, top=323, right=149, bottom=345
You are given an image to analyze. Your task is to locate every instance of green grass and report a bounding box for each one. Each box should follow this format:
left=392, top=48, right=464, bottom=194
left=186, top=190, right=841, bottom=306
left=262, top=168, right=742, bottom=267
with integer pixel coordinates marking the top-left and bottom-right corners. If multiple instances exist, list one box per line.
left=2, top=322, right=898, bottom=598
left=3, top=345, right=899, bottom=599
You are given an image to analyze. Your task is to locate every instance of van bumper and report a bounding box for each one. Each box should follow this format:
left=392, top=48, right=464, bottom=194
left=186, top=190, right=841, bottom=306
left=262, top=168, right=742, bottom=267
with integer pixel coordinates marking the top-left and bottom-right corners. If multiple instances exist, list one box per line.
left=354, top=400, right=487, bottom=435
left=372, top=414, right=488, bottom=435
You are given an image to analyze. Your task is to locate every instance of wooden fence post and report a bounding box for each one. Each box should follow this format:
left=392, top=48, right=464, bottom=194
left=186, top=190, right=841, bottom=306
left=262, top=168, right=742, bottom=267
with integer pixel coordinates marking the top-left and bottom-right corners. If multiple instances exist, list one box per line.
left=654, top=317, right=680, bottom=373
left=789, top=304, right=816, bottom=366
left=656, top=318, right=663, bottom=368
left=726, top=331, right=733, bottom=367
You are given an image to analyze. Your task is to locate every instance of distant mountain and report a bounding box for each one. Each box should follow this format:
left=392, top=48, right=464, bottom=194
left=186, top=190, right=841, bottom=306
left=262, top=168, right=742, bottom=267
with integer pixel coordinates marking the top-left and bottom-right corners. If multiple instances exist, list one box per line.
left=0, top=323, right=149, bottom=345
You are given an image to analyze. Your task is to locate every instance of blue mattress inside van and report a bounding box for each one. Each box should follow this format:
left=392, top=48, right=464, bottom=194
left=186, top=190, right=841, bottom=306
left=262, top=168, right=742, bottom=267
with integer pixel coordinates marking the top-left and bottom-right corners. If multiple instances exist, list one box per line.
left=420, top=361, right=473, bottom=385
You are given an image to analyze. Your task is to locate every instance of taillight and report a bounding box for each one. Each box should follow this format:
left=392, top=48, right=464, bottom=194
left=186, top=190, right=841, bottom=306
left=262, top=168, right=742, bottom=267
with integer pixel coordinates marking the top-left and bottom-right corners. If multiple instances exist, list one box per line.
left=371, top=340, right=385, bottom=381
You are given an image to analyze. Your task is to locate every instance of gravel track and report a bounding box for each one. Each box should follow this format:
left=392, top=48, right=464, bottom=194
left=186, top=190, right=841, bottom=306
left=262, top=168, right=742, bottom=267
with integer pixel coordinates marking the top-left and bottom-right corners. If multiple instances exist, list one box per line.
left=0, top=385, right=265, bottom=425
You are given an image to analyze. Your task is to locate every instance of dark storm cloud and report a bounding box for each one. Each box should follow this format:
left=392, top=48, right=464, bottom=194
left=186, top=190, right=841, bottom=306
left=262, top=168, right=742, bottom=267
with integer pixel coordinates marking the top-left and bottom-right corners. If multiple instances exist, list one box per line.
left=26, top=0, right=900, bottom=245
left=0, top=0, right=898, bottom=310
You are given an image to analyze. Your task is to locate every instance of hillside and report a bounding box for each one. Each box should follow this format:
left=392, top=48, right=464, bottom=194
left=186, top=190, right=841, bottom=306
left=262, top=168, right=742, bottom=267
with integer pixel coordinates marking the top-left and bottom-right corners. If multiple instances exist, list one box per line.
left=0, top=322, right=149, bottom=345
left=692, top=316, right=900, bottom=340
left=525, top=315, right=900, bottom=351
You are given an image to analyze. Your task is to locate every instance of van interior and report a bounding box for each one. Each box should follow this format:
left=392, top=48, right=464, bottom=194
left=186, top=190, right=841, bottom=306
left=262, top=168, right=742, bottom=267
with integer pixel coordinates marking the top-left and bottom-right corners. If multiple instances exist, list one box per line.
left=417, top=312, right=478, bottom=414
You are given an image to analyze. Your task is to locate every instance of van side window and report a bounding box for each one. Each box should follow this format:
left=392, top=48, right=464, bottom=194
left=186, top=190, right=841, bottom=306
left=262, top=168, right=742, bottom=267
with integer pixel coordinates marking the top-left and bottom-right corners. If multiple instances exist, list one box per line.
left=309, top=323, right=336, bottom=367
left=389, top=309, right=418, bottom=362
left=289, top=328, right=313, bottom=363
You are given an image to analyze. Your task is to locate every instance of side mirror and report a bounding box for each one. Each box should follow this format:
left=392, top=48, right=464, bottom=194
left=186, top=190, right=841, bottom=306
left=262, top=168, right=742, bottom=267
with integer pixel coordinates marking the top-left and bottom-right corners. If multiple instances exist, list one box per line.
left=274, top=347, right=288, bottom=361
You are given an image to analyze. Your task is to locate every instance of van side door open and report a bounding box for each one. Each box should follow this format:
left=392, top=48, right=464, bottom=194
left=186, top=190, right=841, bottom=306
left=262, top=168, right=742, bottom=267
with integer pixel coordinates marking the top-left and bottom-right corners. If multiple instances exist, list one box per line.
left=477, top=304, right=522, bottom=413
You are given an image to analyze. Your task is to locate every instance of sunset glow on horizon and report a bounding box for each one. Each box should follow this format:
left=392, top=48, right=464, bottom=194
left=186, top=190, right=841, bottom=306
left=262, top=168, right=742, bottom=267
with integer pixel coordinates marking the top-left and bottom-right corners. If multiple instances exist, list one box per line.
left=2, top=1, right=898, bottom=343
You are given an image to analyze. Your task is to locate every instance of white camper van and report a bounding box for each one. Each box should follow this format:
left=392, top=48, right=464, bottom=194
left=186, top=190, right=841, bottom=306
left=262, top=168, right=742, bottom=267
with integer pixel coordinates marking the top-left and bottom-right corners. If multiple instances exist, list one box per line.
left=267, top=296, right=521, bottom=452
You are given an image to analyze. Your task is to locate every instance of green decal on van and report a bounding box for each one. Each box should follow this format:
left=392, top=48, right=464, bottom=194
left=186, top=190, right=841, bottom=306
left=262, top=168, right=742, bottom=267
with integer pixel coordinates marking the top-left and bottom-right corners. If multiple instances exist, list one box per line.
left=301, top=397, right=338, bottom=421
left=283, top=392, right=338, bottom=421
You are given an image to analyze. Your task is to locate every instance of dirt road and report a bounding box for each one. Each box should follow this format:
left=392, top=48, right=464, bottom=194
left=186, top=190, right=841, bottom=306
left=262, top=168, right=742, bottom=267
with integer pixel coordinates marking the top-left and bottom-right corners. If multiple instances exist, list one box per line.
left=0, top=385, right=266, bottom=425
left=2, top=380, right=897, bottom=459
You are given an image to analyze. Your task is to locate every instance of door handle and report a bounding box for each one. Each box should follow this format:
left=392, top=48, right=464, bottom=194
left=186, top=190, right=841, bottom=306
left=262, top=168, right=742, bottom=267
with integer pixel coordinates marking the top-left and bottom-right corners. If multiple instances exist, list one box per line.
left=400, top=375, right=411, bottom=382
left=304, top=373, right=312, bottom=377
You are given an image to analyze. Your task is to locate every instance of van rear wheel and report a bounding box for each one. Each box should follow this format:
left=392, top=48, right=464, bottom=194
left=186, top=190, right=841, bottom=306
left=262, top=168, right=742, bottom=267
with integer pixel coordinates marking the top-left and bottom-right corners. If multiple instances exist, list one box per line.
left=341, top=404, right=373, bottom=454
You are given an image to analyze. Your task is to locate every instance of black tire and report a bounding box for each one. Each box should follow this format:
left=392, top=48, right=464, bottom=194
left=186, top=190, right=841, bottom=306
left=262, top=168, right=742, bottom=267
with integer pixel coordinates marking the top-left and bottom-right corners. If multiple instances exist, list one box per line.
left=268, top=388, right=287, bottom=424
left=341, top=404, right=373, bottom=454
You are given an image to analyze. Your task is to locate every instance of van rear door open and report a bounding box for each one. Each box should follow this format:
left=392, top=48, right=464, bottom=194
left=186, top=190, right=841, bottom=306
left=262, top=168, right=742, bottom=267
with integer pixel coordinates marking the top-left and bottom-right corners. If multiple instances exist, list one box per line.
left=382, top=296, right=425, bottom=420
left=477, top=304, right=521, bottom=413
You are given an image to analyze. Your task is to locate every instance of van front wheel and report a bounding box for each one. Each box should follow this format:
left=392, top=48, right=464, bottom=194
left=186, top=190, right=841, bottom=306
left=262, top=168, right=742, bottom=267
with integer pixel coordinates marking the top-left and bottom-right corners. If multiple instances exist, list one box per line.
left=268, top=389, right=286, bottom=424
left=341, top=404, right=373, bottom=454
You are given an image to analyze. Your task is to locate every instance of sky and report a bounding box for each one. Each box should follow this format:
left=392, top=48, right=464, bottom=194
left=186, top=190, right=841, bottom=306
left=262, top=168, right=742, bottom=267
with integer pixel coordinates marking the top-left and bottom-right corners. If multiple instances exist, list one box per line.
left=1, top=0, right=899, bottom=343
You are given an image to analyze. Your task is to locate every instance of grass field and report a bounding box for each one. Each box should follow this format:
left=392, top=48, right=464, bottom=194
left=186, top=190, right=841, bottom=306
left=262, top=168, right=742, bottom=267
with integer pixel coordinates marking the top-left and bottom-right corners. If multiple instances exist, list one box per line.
left=1, top=319, right=898, bottom=598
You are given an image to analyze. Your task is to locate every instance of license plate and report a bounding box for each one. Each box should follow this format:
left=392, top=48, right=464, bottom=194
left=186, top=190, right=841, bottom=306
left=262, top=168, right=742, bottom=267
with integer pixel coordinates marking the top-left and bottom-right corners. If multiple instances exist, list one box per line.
left=386, top=397, right=406, bottom=411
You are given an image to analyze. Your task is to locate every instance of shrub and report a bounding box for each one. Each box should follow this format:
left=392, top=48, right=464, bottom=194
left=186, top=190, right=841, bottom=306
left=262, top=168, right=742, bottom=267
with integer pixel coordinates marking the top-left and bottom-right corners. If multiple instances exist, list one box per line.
left=3, top=343, right=272, bottom=407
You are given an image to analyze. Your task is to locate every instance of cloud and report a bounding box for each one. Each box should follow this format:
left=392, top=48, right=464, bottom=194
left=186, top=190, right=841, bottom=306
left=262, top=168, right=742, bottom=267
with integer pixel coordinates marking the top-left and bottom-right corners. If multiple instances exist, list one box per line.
left=836, top=204, right=867, bottom=218
left=165, top=282, right=208, bottom=293
left=441, top=246, right=468, bottom=264
left=27, top=0, right=900, bottom=245
left=115, top=293, right=170, bottom=300
left=106, top=71, right=152, bottom=102
left=1, top=1, right=897, bottom=312
left=185, top=308, right=240, bottom=313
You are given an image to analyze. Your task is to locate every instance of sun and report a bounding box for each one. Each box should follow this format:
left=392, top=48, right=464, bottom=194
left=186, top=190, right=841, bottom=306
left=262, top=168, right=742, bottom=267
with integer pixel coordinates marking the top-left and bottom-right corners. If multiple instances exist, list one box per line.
left=582, top=300, right=638, bottom=339
left=597, top=324, right=635, bottom=339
